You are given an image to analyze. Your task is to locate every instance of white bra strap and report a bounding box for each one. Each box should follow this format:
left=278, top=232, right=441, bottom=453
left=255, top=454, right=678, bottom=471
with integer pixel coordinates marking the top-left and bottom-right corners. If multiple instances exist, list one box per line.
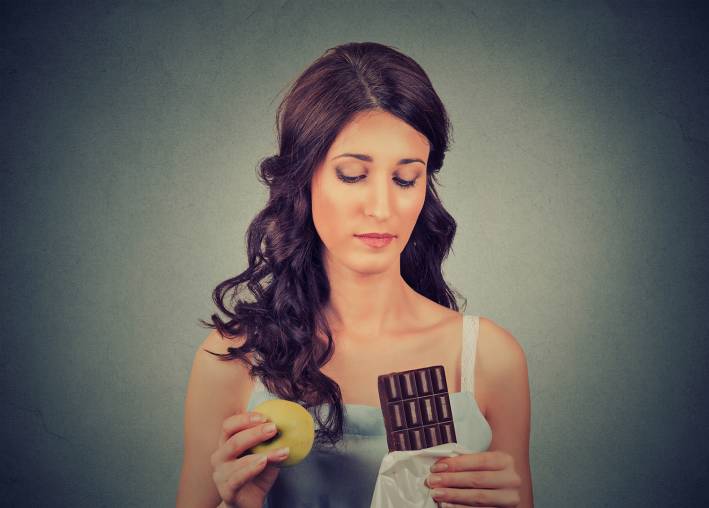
left=252, top=376, right=267, bottom=393
left=460, top=315, right=480, bottom=394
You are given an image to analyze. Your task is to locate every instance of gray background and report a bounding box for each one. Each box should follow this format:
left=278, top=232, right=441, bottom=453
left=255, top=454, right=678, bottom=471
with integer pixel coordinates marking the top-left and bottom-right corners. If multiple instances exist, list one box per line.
left=2, top=1, right=708, bottom=506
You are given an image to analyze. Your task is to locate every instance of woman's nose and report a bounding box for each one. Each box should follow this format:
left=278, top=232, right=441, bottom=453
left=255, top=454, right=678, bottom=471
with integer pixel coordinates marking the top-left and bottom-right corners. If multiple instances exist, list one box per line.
left=364, top=176, right=392, bottom=219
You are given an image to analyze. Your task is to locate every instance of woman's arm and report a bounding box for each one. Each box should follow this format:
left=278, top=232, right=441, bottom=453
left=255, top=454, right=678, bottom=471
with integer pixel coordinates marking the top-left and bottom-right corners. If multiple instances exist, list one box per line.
left=176, top=330, right=252, bottom=508
left=479, top=316, right=534, bottom=508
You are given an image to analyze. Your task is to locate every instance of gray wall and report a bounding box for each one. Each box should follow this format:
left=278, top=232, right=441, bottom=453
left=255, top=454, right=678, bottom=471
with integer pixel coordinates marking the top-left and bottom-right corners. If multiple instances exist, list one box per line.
left=2, top=1, right=707, bottom=506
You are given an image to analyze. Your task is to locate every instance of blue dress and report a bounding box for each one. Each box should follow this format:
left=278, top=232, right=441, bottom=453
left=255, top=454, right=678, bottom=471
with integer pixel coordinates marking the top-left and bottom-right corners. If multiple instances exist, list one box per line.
left=246, top=314, right=492, bottom=507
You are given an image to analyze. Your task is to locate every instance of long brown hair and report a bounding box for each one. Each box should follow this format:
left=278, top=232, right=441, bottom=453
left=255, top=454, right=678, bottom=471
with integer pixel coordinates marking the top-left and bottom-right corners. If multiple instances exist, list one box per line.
left=201, top=42, right=465, bottom=447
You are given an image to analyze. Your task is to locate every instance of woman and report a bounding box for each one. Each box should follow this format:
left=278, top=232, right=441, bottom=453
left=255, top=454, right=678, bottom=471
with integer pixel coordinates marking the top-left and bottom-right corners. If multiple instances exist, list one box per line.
left=176, top=42, right=533, bottom=508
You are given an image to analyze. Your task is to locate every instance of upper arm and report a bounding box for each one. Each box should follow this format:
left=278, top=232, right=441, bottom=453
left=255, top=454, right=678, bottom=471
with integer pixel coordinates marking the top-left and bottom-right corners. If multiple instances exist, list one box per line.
left=175, top=329, right=253, bottom=508
left=478, top=316, right=534, bottom=508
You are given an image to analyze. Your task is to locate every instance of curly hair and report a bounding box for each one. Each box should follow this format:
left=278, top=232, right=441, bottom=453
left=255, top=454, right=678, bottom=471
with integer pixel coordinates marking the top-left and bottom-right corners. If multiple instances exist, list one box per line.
left=200, top=41, right=466, bottom=448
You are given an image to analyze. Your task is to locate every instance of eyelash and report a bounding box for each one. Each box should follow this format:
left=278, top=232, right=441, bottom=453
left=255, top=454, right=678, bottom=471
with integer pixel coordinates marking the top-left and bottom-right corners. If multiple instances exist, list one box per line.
left=336, top=170, right=417, bottom=189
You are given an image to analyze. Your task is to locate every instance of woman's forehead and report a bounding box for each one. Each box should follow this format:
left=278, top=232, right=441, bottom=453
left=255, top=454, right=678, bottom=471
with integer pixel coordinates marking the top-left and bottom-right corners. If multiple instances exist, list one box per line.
left=327, top=111, right=430, bottom=161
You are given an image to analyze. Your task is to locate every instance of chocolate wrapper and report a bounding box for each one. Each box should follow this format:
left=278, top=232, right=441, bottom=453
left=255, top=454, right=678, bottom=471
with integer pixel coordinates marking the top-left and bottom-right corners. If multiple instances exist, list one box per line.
left=369, top=442, right=472, bottom=508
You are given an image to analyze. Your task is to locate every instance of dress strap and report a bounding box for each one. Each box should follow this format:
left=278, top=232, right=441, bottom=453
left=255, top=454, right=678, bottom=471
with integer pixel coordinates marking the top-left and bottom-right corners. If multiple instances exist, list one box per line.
left=252, top=376, right=267, bottom=393
left=460, top=315, right=480, bottom=394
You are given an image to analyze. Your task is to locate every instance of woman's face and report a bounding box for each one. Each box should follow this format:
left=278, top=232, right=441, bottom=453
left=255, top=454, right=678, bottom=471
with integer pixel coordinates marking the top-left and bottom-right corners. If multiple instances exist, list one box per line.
left=310, top=109, right=430, bottom=275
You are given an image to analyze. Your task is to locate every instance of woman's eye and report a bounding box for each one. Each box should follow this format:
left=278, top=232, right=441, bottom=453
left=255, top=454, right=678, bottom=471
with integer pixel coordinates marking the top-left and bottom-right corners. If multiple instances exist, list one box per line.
left=337, top=173, right=363, bottom=184
left=394, top=177, right=417, bottom=188
left=336, top=169, right=417, bottom=189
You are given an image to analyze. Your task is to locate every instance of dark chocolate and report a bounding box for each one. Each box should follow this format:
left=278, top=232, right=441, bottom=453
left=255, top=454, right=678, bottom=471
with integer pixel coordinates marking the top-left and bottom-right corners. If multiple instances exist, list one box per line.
left=377, top=365, right=457, bottom=451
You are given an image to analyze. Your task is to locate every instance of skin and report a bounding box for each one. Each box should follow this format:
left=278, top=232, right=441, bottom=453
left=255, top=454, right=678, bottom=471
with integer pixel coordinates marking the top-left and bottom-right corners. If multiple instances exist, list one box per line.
left=309, top=109, right=534, bottom=507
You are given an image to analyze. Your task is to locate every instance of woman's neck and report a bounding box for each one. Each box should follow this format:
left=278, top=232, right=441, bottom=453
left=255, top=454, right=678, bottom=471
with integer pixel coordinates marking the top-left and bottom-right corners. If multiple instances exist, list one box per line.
left=322, top=269, right=417, bottom=342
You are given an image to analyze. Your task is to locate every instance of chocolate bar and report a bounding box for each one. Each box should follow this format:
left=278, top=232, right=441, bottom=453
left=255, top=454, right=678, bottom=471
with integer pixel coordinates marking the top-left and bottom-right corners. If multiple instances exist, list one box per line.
left=377, top=365, right=457, bottom=451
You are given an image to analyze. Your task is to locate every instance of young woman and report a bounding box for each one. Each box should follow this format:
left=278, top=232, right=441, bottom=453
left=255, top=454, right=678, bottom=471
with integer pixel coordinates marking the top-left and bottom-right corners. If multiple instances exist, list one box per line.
left=176, top=42, right=533, bottom=508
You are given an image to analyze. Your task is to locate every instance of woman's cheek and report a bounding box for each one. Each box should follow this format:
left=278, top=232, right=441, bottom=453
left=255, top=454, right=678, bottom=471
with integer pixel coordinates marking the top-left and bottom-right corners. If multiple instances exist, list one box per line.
left=317, top=208, right=350, bottom=254
left=398, top=195, right=423, bottom=227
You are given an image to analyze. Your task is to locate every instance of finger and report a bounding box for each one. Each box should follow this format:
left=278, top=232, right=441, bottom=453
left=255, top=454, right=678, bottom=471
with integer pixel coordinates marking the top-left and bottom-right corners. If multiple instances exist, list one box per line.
left=436, top=504, right=495, bottom=508
left=431, top=487, right=520, bottom=507
left=264, top=446, right=290, bottom=463
left=212, top=420, right=278, bottom=466
left=427, top=468, right=520, bottom=489
left=217, top=453, right=268, bottom=501
left=218, top=412, right=269, bottom=447
left=215, top=446, right=289, bottom=485
left=433, top=451, right=512, bottom=472
left=214, top=452, right=261, bottom=483
left=437, top=505, right=496, bottom=508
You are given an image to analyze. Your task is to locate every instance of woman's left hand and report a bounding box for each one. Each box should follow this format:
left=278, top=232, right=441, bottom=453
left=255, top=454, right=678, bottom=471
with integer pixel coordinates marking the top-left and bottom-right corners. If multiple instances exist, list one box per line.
left=425, top=450, right=522, bottom=507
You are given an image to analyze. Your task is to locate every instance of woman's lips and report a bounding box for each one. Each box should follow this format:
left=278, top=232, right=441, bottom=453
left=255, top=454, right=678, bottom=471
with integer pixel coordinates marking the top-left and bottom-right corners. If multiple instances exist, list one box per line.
left=355, top=235, right=395, bottom=248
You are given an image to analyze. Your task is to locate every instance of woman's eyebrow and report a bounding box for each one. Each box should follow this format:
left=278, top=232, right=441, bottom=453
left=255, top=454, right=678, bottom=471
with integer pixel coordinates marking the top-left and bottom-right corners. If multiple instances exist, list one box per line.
left=331, top=153, right=425, bottom=166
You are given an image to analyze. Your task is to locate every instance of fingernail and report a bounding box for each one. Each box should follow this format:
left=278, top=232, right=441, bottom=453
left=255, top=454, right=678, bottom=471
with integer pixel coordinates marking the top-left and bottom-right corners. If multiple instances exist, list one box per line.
left=270, top=447, right=289, bottom=459
left=430, top=462, right=448, bottom=473
left=427, top=474, right=441, bottom=487
left=431, top=489, right=444, bottom=499
left=263, top=422, right=277, bottom=434
left=250, top=413, right=266, bottom=423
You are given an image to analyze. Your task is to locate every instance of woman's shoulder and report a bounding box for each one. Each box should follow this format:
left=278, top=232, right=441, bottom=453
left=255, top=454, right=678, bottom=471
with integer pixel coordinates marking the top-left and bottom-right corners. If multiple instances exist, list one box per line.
left=422, top=297, right=525, bottom=365
left=199, top=328, right=257, bottom=371
left=194, top=329, right=257, bottom=413
left=478, top=316, right=527, bottom=364
left=476, top=316, right=528, bottom=392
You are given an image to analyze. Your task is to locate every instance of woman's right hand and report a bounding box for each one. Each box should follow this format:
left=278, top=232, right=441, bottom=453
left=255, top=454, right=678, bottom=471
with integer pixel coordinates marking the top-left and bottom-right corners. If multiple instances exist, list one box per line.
left=211, top=411, right=290, bottom=508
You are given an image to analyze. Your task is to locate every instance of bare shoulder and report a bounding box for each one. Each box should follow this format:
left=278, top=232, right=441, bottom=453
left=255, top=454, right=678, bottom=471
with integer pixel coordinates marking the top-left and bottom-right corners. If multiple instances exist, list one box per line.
left=192, top=328, right=256, bottom=413
left=478, top=317, right=527, bottom=362
left=476, top=317, right=529, bottom=409
left=199, top=327, right=246, bottom=356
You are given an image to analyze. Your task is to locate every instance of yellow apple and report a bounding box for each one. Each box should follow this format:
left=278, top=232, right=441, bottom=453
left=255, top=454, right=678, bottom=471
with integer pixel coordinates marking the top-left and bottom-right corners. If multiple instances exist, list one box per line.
left=249, top=399, right=315, bottom=467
